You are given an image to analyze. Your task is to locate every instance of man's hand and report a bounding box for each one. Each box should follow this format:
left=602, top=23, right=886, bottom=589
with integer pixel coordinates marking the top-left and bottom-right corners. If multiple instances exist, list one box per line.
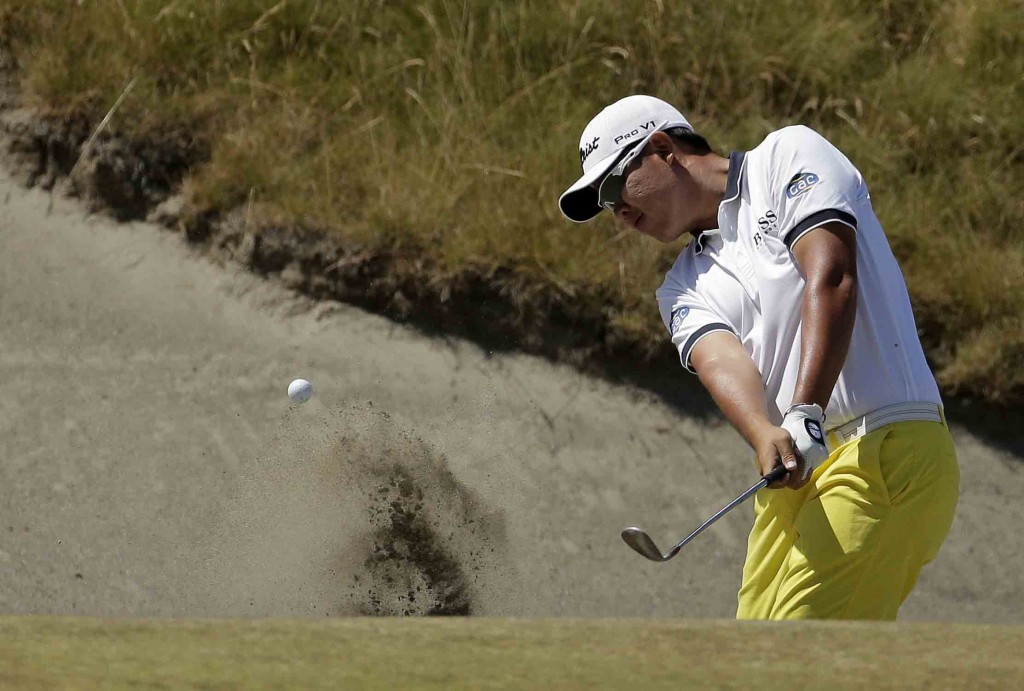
left=780, top=403, right=829, bottom=485
left=751, top=423, right=804, bottom=489
left=750, top=404, right=828, bottom=490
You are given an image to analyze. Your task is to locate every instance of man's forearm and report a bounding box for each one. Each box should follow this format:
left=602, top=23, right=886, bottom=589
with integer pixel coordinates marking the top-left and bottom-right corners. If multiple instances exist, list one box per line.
left=791, top=268, right=856, bottom=408
left=791, top=224, right=858, bottom=409
left=690, top=332, right=806, bottom=485
left=693, top=338, right=775, bottom=447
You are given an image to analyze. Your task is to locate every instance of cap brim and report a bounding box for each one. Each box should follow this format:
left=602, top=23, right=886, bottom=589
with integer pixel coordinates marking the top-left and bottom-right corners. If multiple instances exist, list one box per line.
left=557, top=150, right=622, bottom=223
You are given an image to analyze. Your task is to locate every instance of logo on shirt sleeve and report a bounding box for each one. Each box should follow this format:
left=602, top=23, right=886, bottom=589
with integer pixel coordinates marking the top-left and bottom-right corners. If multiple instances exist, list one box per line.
left=786, top=172, right=820, bottom=199
left=670, top=306, right=689, bottom=334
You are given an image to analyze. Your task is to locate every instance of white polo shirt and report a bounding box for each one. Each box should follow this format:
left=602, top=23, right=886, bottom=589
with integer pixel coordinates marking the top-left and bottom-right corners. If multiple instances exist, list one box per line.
left=656, top=125, right=942, bottom=428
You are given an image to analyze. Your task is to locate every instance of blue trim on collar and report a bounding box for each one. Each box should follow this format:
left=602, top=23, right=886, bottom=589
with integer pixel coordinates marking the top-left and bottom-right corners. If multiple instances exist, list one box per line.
left=693, top=153, right=746, bottom=256
left=693, top=229, right=721, bottom=255
left=694, top=233, right=709, bottom=255
left=723, top=151, right=746, bottom=203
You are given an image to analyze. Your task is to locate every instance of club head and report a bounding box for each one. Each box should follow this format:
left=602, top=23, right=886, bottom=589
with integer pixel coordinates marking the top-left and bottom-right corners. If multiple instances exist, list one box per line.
left=620, top=527, right=669, bottom=562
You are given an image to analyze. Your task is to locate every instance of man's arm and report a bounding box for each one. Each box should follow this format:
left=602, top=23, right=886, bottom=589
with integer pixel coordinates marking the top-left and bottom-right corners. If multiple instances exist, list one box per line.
left=690, top=332, right=802, bottom=488
left=682, top=221, right=855, bottom=489
left=789, top=222, right=858, bottom=409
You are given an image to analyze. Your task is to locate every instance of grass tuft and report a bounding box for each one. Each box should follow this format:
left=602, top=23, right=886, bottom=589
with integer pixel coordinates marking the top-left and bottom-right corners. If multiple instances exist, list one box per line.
left=1, top=0, right=1021, bottom=401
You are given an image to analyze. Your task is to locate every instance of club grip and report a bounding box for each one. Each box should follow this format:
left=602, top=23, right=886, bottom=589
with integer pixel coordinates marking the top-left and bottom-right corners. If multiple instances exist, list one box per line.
left=764, top=465, right=789, bottom=484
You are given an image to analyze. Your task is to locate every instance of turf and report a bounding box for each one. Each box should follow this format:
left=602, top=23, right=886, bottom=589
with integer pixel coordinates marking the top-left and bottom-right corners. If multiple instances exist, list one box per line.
left=1, top=617, right=1022, bottom=689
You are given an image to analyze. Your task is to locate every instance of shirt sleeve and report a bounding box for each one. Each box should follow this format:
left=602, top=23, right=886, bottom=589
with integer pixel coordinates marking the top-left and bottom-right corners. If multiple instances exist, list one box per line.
left=657, top=281, right=736, bottom=374
left=764, top=126, right=863, bottom=250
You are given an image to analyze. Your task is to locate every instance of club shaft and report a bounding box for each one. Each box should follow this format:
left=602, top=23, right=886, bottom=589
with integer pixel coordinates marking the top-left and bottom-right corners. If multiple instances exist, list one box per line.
left=621, top=465, right=789, bottom=562
left=671, top=476, right=769, bottom=553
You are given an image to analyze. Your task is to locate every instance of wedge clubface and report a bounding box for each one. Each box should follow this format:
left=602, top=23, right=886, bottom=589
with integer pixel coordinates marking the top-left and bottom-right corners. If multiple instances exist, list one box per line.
left=621, top=465, right=789, bottom=563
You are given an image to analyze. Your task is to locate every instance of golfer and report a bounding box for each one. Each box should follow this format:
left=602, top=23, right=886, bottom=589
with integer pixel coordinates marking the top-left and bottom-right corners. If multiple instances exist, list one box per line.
left=558, top=95, right=959, bottom=620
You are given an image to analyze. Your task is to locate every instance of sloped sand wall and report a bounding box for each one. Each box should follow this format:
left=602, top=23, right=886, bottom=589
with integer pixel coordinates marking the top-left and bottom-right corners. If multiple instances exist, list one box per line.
left=0, top=167, right=1021, bottom=622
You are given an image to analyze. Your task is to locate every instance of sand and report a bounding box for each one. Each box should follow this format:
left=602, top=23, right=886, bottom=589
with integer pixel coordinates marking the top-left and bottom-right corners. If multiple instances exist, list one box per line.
left=1, top=167, right=1021, bottom=622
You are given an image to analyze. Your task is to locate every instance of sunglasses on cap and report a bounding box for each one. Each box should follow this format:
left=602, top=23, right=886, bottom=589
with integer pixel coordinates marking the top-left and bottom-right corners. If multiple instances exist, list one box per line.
left=597, top=141, right=652, bottom=212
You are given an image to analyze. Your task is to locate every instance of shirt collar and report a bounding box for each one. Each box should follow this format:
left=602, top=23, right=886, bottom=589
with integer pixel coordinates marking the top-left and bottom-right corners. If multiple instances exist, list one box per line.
left=722, top=151, right=747, bottom=203
left=693, top=228, right=721, bottom=255
left=694, top=151, right=747, bottom=255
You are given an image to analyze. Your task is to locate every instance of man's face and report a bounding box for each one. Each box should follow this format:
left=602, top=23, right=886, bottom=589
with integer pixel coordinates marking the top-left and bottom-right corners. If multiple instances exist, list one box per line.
left=598, top=135, right=700, bottom=243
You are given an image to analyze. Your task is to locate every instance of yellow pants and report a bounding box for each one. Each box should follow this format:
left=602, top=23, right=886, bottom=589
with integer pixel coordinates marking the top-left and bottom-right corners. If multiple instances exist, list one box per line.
left=736, top=419, right=959, bottom=620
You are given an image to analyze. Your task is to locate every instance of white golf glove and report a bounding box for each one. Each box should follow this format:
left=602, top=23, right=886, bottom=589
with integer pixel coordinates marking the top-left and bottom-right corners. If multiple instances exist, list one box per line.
left=781, top=403, right=829, bottom=482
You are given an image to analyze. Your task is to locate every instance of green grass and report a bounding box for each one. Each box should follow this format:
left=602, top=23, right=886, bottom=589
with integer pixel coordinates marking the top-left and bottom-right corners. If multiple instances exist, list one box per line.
left=2, top=617, right=1023, bottom=689
left=0, top=0, right=1021, bottom=402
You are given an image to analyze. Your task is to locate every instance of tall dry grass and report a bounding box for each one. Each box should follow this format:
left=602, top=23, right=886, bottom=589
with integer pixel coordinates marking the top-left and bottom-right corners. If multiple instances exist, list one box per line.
left=1, top=0, right=1021, bottom=401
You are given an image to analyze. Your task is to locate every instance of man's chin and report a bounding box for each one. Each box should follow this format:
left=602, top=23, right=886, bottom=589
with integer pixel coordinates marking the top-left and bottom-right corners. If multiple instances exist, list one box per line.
left=635, top=214, right=687, bottom=244
left=648, top=224, right=688, bottom=244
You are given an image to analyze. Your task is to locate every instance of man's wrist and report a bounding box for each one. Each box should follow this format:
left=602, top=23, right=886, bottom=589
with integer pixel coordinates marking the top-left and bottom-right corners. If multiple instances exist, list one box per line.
left=785, top=402, right=825, bottom=423
left=744, top=418, right=779, bottom=447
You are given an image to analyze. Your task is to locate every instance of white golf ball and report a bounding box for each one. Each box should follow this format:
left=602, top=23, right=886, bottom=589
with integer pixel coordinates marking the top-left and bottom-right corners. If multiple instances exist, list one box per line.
left=287, top=378, right=313, bottom=403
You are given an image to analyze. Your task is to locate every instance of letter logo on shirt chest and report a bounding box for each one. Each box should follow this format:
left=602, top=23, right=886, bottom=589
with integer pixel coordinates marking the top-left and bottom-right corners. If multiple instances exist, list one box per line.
left=757, top=209, right=778, bottom=232
left=755, top=209, right=778, bottom=247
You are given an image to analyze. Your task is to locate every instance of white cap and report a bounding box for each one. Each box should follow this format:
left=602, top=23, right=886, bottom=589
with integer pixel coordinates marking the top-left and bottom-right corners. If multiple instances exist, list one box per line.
left=558, top=95, right=694, bottom=223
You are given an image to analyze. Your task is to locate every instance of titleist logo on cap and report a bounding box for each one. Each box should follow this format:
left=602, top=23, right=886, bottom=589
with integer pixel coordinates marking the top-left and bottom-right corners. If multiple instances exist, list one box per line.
left=579, top=136, right=600, bottom=165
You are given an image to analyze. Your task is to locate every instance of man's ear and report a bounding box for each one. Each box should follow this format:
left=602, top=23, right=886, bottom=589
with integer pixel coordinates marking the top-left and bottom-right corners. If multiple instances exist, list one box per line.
left=649, top=130, right=677, bottom=164
left=649, top=130, right=674, bottom=154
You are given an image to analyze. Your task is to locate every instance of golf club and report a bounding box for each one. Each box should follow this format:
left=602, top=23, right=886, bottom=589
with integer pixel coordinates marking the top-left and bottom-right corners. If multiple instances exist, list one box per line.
left=621, top=464, right=790, bottom=562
